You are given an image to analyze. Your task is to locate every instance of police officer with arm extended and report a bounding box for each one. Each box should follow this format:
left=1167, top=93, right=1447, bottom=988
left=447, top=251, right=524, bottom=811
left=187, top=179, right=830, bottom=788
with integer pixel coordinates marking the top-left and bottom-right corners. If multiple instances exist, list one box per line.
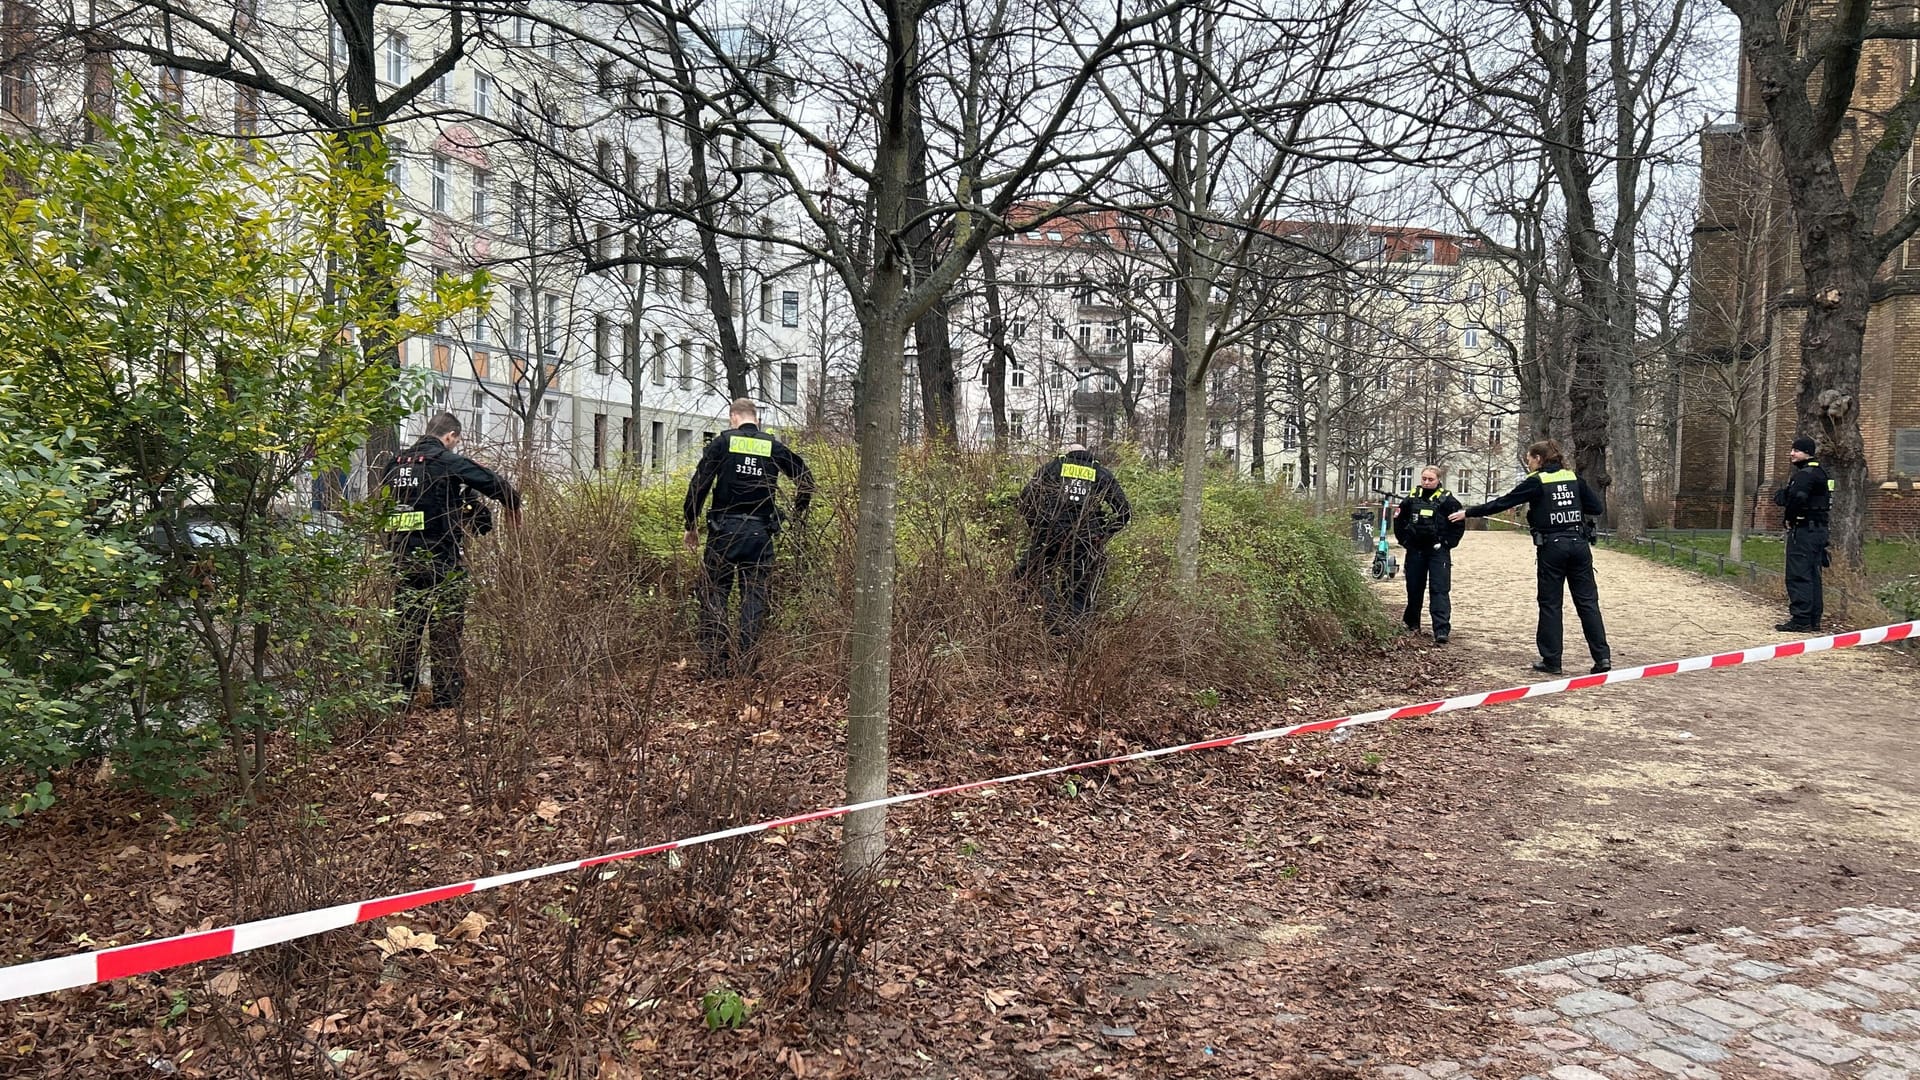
left=1449, top=438, right=1611, bottom=675
left=380, top=411, right=521, bottom=709
left=1013, top=443, right=1132, bottom=634
left=1773, top=435, right=1831, bottom=632
left=1393, top=464, right=1465, bottom=642
left=683, top=397, right=814, bottom=674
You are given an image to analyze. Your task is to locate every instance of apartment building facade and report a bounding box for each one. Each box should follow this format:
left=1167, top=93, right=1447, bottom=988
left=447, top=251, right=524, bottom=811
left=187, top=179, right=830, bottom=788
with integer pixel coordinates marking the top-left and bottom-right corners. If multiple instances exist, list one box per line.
left=945, top=218, right=1528, bottom=502
left=0, top=0, right=822, bottom=489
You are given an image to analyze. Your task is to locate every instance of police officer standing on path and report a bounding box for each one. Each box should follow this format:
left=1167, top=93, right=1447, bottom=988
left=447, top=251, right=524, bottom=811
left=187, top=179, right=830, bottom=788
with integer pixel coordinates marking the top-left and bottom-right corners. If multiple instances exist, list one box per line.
left=380, top=411, right=521, bottom=710
left=1773, top=435, right=1832, bottom=632
left=1014, top=443, right=1132, bottom=634
left=1449, top=438, right=1611, bottom=675
left=683, top=398, right=814, bottom=675
left=1393, top=464, right=1465, bottom=642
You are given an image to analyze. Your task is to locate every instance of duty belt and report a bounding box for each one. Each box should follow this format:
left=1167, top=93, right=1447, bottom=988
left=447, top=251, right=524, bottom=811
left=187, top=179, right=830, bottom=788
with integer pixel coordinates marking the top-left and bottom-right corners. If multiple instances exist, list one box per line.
left=1533, top=531, right=1585, bottom=545
left=1787, top=519, right=1828, bottom=528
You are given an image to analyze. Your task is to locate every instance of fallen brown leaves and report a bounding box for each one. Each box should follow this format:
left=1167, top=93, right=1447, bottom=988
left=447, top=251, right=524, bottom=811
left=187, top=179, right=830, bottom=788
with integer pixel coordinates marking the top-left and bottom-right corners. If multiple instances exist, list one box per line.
left=0, top=635, right=1559, bottom=1078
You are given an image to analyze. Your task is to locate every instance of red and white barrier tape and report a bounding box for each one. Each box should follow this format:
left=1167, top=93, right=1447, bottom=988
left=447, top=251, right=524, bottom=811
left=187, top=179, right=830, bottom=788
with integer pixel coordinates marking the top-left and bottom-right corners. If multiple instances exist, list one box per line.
left=3, top=621, right=1912, bottom=1003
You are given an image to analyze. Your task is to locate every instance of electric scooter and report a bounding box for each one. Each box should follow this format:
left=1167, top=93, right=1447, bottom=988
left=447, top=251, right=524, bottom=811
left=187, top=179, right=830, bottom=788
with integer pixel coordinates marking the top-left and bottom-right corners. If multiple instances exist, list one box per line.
left=1369, top=489, right=1399, bottom=580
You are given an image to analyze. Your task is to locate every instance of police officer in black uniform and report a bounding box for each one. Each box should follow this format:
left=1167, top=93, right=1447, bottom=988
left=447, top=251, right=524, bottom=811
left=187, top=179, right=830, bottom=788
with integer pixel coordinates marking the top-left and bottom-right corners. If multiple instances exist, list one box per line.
left=683, top=398, right=814, bottom=674
left=380, top=411, right=521, bottom=709
left=1013, top=443, right=1132, bottom=634
left=1393, top=464, right=1466, bottom=642
left=1451, top=438, right=1611, bottom=675
left=1773, top=435, right=1832, bottom=632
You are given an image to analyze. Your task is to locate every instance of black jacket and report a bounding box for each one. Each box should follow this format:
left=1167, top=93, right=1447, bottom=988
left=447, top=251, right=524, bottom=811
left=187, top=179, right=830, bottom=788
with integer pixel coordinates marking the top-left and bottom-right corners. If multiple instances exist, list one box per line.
left=1465, top=466, right=1604, bottom=537
left=1018, top=450, right=1131, bottom=540
left=1392, top=484, right=1466, bottom=550
left=379, top=437, right=520, bottom=564
left=1772, top=458, right=1831, bottom=526
left=682, top=423, right=814, bottom=530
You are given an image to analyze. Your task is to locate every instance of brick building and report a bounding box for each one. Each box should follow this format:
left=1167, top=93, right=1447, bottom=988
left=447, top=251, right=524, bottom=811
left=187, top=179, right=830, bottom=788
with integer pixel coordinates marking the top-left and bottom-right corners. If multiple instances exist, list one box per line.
left=1681, top=23, right=1920, bottom=537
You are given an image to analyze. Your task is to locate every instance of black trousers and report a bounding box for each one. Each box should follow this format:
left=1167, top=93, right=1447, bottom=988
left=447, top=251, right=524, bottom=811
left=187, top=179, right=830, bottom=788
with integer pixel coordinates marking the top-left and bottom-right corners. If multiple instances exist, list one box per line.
left=391, top=555, right=471, bottom=707
left=699, top=516, right=776, bottom=668
left=1403, top=545, right=1452, bottom=634
left=1014, top=531, right=1109, bottom=632
left=1784, top=523, right=1829, bottom=628
left=1536, top=536, right=1608, bottom=666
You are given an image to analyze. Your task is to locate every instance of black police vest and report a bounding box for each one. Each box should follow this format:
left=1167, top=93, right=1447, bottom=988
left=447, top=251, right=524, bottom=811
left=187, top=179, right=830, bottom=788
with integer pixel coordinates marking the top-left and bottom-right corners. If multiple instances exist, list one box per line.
left=708, top=430, right=781, bottom=521
left=1800, top=461, right=1833, bottom=519
left=1405, top=486, right=1449, bottom=540
left=1531, top=469, right=1584, bottom=535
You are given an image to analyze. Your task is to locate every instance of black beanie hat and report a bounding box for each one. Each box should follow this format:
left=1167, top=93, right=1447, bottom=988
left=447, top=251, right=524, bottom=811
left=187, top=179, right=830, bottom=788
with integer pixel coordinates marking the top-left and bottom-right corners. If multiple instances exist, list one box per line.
left=1792, top=436, right=1817, bottom=455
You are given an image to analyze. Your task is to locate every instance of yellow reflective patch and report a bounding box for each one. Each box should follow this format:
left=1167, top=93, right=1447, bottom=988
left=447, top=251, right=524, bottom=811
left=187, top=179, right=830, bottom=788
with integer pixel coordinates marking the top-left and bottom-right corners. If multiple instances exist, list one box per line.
left=730, top=435, right=773, bottom=457
left=1060, top=463, right=1097, bottom=481
left=1536, top=469, right=1577, bottom=483
left=385, top=510, right=425, bottom=532
left=1827, top=479, right=1836, bottom=490
left=1418, top=508, right=1434, bottom=517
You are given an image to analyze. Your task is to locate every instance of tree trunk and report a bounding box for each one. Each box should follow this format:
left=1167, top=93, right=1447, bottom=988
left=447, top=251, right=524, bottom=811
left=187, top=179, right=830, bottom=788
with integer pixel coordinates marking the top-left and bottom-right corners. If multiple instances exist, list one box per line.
left=1311, top=364, right=1330, bottom=509
left=904, top=86, right=958, bottom=447
left=1798, top=262, right=1870, bottom=569
left=1173, top=295, right=1210, bottom=582
left=1604, top=344, right=1646, bottom=538
left=913, top=299, right=959, bottom=446
left=1250, top=344, right=1268, bottom=482
left=1166, top=279, right=1190, bottom=462
left=1729, top=384, right=1750, bottom=563
left=979, top=247, right=1011, bottom=440
left=842, top=313, right=904, bottom=873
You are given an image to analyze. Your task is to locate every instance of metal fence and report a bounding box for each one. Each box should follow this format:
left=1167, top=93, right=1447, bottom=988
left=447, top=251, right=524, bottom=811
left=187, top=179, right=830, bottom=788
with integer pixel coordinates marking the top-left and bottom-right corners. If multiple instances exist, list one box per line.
left=1595, top=531, right=1919, bottom=623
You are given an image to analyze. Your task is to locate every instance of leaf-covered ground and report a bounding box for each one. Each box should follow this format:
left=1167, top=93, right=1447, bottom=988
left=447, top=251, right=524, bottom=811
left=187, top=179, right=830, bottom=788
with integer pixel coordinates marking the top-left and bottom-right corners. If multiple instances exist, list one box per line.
left=5, top=531, right=1917, bottom=1078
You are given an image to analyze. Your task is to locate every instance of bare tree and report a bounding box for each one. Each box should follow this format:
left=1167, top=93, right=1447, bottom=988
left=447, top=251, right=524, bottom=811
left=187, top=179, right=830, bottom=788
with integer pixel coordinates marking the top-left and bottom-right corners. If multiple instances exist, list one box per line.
left=53, top=0, right=483, bottom=465
left=1710, top=0, right=1920, bottom=569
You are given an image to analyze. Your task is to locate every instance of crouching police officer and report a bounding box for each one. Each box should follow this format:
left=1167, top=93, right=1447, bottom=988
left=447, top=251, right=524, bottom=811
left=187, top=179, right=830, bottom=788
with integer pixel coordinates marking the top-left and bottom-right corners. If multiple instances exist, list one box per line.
left=1450, top=439, right=1610, bottom=675
left=683, top=398, right=814, bottom=675
left=1393, top=464, right=1465, bottom=642
left=1013, top=444, right=1132, bottom=634
left=380, top=411, right=521, bottom=709
left=1773, top=435, right=1831, bottom=632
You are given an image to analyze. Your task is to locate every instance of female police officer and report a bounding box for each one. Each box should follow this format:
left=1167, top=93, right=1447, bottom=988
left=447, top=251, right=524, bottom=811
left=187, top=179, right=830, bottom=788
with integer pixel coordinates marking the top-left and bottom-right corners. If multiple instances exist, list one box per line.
left=1448, top=439, right=1611, bottom=675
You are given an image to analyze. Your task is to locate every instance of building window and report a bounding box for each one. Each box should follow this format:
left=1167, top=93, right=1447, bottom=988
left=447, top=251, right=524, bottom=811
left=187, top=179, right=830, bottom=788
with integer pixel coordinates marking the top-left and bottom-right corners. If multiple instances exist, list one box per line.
left=473, top=302, right=490, bottom=346
left=780, top=362, right=798, bottom=405
left=430, top=154, right=451, bottom=213
left=470, top=168, right=489, bottom=226
left=1489, top=416, right=1503, bottom=448
left=781, top=290, right=800, bottom=327
left=1010, top=318, right=1027, bottom=340
left=543, top=294, right=562, bottom=356
left=1049, top=368, right=1064, bottom=391
left=1463, top=372, right=1475, bottom=395
left=1010, top=411, right=1026, bottom=440
left=703, top=344, right=717, bottom=389
left=1457, top=475, right=1470, bottom=495
left=680, top=266, right=696, bottom=303
left=1282, top=417, right=1299, bottom=450
left=1011, top=357, right=1027, bottom=389
left=508, top=183, right=526, bottom=239
left=468, top=389, right=487, bottom=439
left=508, top=286, right=526, bottom=351
left=541, top=398, right=558, bottom=446
left=678, top=339, right=692, bottom=389
left=592, top=413, right=607, bottom=470
left=473, top=72, right=495, bottom=118
left=385, top=32, right=409, bottom=85
left=1460, top=418, right=1474, bottom=446
left=1463, top=327, right=1478, bottom=348
left=1399, top=465, right=1414, bottom=490
left=621, top=416, right=635, bottom=462
left=1051, top=321, right=1066, bottom=341
left=385, top=138, right=407, bottom=189
left=759, top=282, right=774, bottom=322
left=593, top=315, right=611, bottom=375
left=651, top=332, right=666, bottom=386
left=1492, top=373, right=1507, bottom=397
left=650, top=421, right=664, bottom=469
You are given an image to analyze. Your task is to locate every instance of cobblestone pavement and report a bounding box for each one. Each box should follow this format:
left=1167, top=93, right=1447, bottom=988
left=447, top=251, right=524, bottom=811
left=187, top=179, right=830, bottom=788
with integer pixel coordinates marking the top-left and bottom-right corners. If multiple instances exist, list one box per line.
left=1386, top=906, right=1920, bottom=1079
